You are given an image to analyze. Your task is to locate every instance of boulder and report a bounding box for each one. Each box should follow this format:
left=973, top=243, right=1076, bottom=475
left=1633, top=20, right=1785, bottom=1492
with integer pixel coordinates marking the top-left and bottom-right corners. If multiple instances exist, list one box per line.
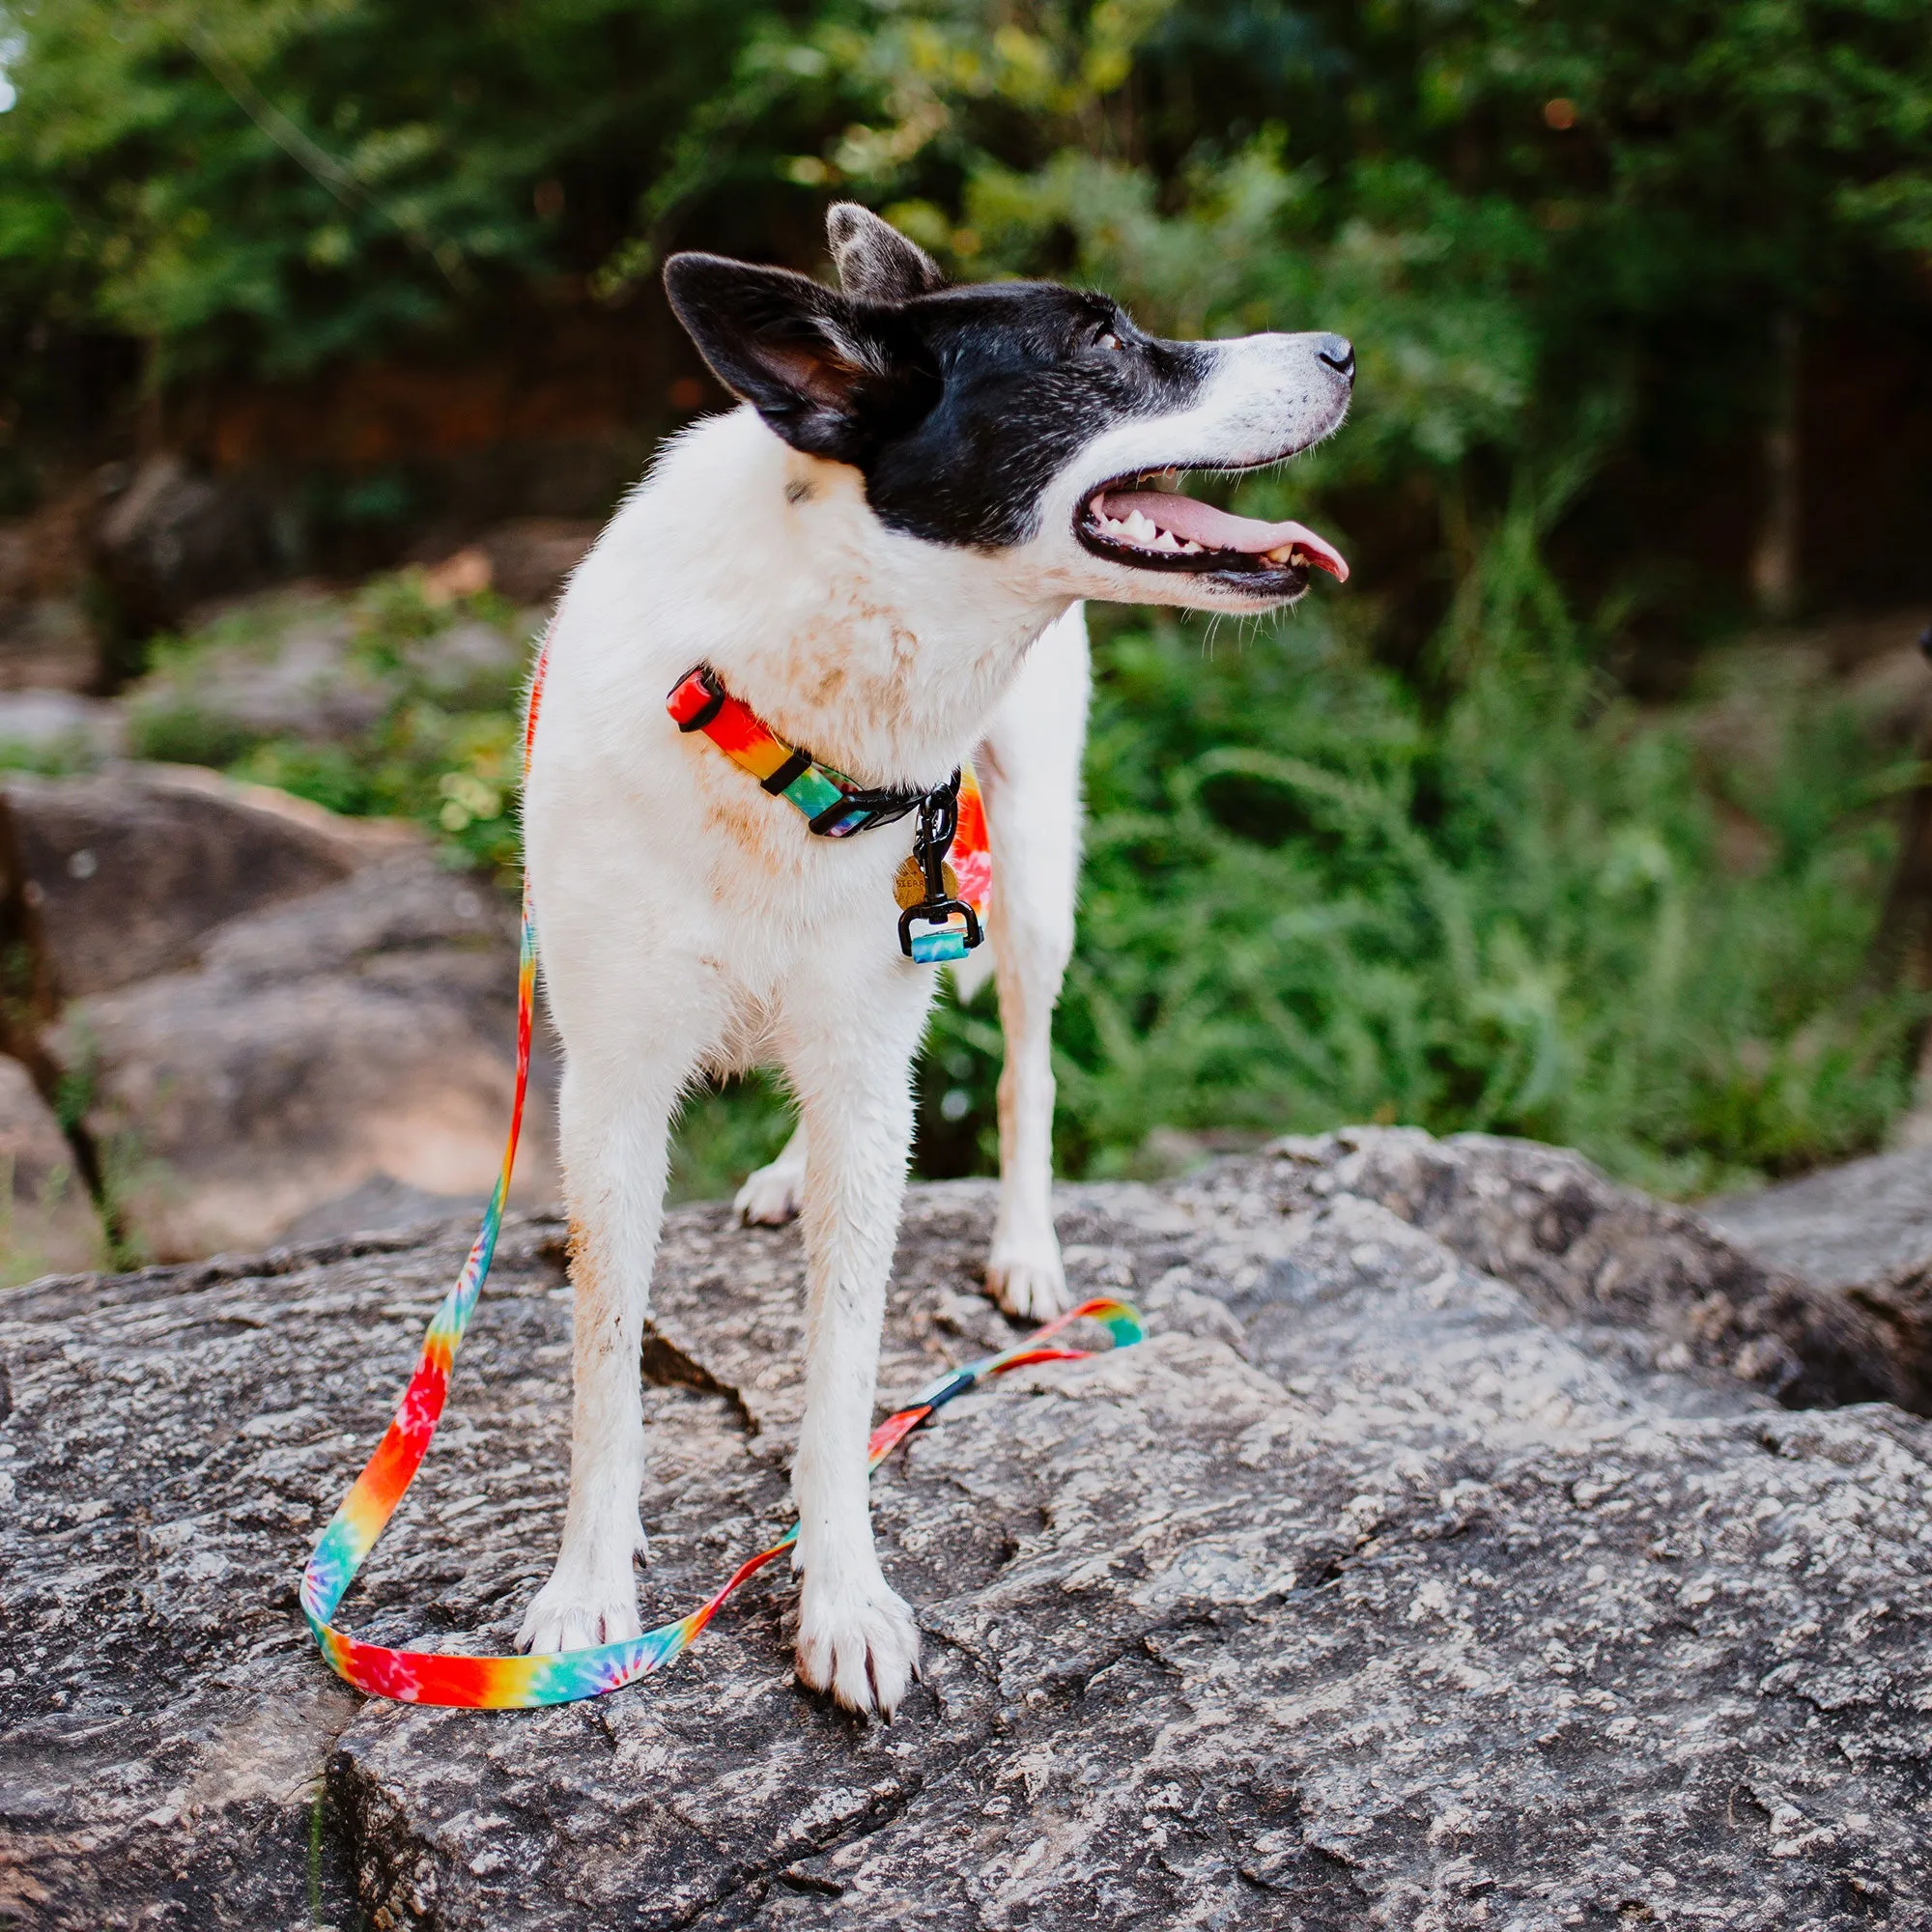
left=122, top=586, right=528, bottom=759
left=55, top=851, right=559, bottom=1260
left=123, top=595, right=390, bottom=753
left=1703, top=1145, right=1932, bottom=1292
left=1275, top=1125, right=1925, bottom=1411
left=4, top=1132, right=1929, bottom=1929
left=0, top=1055, right=99, bottom=1283
left=0, top=762, right=395, bottom=1002
left=0, top=692, right=126, bottom=762
left=1703, top=1148, right=1932, bottom=1422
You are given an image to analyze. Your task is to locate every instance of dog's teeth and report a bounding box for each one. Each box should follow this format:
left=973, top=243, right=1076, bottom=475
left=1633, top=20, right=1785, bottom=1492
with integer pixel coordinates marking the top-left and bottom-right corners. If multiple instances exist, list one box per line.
left=1180, top=540, right=1204, bottom=554
left=1151, top=529, right=1181, bottom=552
left=1123, top=510, right=1156, bottom=542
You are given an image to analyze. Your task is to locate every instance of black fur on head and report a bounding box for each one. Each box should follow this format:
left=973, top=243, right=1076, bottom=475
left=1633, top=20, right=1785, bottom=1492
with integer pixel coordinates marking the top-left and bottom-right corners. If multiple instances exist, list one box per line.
left=663, top=207, right=1214, bottom=550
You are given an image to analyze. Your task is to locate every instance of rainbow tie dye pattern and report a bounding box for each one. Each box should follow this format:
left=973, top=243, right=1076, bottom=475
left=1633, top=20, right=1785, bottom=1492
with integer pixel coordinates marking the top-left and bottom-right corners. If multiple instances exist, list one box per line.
left=298, top=631, right=1140, bottom=1710
left=666, top=662, right=991, bottom=961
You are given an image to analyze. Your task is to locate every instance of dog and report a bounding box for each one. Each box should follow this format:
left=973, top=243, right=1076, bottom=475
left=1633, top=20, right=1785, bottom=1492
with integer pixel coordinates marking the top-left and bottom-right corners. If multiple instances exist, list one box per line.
left=517, top=204, right=1351, bottom=1715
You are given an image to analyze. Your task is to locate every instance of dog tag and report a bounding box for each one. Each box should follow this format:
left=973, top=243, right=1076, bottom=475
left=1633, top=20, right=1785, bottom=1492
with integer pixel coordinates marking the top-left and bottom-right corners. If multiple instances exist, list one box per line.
left=895, top=853, right=957, bottom=910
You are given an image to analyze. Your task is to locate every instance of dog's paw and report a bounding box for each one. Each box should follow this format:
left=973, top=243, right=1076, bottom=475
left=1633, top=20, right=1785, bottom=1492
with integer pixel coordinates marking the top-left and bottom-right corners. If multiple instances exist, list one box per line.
left=794, top=1571, right=921, bottom=1719
left=734, top=1158, right=805, bottom=1227
left=985, top=1245, right=1069, bottom=1321
left=516, top=1554, right=644, bottom=1655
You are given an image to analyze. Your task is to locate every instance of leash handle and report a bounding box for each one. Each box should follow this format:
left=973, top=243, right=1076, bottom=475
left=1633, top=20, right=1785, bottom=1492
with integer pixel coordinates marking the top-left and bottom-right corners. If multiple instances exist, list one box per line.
left=297, top=628, right=1141, bottom=1709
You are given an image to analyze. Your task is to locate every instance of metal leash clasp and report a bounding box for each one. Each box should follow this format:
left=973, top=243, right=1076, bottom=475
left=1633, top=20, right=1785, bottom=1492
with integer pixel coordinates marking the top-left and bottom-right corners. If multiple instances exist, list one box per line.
left=898, top=771, right=983, bottom=963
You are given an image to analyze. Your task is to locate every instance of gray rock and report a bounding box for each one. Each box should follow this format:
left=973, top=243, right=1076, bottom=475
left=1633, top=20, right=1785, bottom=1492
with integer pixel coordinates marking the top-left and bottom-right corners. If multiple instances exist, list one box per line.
left=121, top=583, right=532, bottom=761
left=0, top=763, right=387, bottom=1001
left=1699, top=1151, right=1932, bottom=1415
left=0, top=691, right=126, bottom=761
left=126, top=597, right=391, bottom=748
left=1270, top=1126, right=1923, bottom=1412
left=282, top=1174, right=490, bottom=1245
left=57, top=851, right=560, bottom=1261
left=4, top=1132, right=1929, bottom=1930
left=1703, top=1146, right=1932, bottom=1292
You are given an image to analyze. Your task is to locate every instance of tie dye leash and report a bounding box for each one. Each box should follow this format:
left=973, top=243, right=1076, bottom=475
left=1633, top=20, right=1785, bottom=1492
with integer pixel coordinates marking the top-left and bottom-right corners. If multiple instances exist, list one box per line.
left=298, top=630, right=1143, bottom=1708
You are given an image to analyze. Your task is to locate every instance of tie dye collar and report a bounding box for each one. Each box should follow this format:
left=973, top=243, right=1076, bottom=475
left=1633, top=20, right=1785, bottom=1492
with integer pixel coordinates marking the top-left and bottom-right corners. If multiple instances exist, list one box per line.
left=668, top=663, right=926, bottom=839
left=667, top=662, right=990, bottom=964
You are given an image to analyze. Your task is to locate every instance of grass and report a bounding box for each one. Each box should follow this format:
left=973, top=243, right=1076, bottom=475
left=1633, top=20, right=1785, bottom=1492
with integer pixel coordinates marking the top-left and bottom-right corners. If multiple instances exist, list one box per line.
left=123, top=546, right=1926, bottom=1206
left=128, top=574, right=531, bottom=880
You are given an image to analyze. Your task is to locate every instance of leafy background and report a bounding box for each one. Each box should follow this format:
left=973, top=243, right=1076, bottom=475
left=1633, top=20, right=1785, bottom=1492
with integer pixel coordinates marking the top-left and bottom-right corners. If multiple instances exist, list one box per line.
left=3, top=0, right=1930, bottom=1199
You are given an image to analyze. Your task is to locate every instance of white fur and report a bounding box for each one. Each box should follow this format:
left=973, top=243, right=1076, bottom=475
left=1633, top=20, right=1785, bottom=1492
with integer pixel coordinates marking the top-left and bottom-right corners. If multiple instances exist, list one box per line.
left=735, top=611, right=1090, bottom=1321
left=520, top=332, right=1344, bottom=1717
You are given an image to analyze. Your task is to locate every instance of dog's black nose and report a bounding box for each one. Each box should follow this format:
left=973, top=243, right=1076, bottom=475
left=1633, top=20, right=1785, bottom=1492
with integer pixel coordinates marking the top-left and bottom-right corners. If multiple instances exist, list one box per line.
left=1317, top=334, right=1354, bottom=381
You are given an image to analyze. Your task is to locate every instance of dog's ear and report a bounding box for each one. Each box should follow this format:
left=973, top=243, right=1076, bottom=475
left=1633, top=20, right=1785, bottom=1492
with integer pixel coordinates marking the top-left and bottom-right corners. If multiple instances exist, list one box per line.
left=663, top=253, right=895, bottom=460
left=826, top=203, right=945, bottom=303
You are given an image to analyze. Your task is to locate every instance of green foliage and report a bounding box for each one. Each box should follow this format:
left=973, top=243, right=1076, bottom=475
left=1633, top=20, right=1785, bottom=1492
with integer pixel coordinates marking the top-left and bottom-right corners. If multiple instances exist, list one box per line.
left=922, top=576, right=1920, bottom=1200
left=668, top=1072, right=795, bottom=1204
left=0, top=0, right=761, bottom=383
left=128, top=572, right=530, bottom=875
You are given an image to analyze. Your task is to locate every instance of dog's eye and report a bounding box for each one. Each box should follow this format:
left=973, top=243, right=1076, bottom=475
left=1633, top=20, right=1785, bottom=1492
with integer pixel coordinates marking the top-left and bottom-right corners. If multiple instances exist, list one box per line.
left=1096, top=330, right=1122, bottom=352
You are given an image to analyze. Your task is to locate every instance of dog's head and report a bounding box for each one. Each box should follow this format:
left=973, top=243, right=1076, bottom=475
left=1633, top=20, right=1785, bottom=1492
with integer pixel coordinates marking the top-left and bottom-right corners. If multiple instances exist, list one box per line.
left=664, top=206, right=1351, bottom=611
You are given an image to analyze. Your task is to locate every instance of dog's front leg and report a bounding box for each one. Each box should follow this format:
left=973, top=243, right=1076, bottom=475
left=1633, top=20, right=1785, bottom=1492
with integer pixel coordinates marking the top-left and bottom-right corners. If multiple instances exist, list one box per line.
left=517, top=1055, right=680, bottom=1654
left=781, top=952, right=932, bottom=1719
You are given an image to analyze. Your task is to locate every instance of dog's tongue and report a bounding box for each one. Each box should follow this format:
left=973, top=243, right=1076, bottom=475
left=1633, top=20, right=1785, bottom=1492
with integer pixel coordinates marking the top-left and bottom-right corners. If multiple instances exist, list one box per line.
left=1098, top=490, right=1350, bottom=582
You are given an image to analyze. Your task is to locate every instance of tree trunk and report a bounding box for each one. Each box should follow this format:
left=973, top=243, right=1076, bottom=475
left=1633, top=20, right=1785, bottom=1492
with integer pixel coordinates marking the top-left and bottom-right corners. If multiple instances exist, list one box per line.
left=1749, top=311, right=1802, bottom=624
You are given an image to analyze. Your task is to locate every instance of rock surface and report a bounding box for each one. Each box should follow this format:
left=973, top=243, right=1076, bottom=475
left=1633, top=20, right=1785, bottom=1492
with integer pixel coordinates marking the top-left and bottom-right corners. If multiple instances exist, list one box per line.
left=5, top=1129, right=1930, bottom=1930
left=1704, top=1149, right=1932, bottom=1418
left=0, top=764, right=555, bottom=1263
left=0, top=693, right=127, bottom=761
left=58, top=850, right=559, bottom=1260
left=0, top=763, right=386, bottom=1002
left=1705, top=1145, right=1932, bottom=1293
left=1278, top=1128, right=1929, bottom=1413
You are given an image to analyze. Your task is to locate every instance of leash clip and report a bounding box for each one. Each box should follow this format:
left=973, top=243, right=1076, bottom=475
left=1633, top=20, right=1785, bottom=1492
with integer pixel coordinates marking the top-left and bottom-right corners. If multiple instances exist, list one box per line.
left=899, top=772, right=985, bottom=962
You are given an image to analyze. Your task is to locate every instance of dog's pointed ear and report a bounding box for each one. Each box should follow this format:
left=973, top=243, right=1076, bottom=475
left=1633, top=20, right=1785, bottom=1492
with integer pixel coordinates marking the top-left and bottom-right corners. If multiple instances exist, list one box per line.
left=663, top=253, right=889, bottom=460
left=826, top=203, right=945, bottom=303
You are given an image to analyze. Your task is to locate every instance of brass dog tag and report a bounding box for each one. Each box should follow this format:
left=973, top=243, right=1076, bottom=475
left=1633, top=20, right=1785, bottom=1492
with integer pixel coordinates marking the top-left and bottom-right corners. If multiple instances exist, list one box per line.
left=895, top=853, right=957, bottom=909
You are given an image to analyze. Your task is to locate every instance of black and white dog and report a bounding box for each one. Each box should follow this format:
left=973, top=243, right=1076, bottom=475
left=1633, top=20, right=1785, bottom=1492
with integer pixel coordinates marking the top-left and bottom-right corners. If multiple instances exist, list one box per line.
left=519, top=205, right=1350, bottom=1715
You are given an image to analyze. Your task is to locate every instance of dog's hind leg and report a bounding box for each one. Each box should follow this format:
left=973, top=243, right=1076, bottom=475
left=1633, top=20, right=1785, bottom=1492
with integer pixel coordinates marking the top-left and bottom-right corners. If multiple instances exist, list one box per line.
left=779, top=943, right=933, bottom=1719
left=517, top=1040, right=688, bottom=1656
left=733, top=1118, right=807, bottom=1225
left=976, top=603, right=1090, bottom=1321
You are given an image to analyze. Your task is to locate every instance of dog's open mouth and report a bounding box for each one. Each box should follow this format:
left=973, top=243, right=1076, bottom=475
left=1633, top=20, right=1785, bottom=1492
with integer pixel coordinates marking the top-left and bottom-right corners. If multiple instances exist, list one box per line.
left=1077, top=472, right=1349, bottom=591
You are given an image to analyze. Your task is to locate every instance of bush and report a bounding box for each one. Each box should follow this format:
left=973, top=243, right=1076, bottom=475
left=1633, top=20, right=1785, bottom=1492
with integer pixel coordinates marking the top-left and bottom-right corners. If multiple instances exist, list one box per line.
left=923, top=557, right=1922, bottom=1199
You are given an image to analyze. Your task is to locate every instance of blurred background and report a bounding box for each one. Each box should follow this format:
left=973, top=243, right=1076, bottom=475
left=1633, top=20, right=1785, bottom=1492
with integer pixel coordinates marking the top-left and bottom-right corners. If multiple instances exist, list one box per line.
left=0, top=0, right=1928, bottom=1279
